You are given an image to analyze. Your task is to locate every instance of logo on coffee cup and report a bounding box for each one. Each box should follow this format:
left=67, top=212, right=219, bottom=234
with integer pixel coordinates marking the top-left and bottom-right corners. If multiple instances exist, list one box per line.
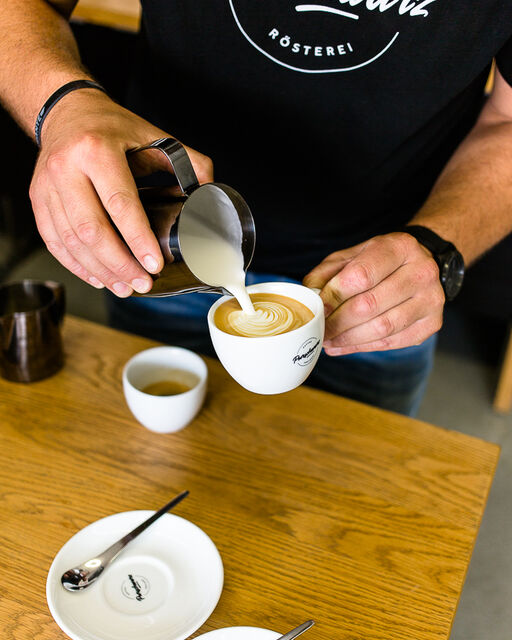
left=293, top=337, right=321, bottom=366
left=121, top=574, right=150, bottom=601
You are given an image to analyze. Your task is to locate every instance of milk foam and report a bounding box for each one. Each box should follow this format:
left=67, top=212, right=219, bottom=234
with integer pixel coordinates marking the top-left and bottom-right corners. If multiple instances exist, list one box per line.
left=179, top=186, right=255, bottom=314
left=228, top=301, right=298, bottom=337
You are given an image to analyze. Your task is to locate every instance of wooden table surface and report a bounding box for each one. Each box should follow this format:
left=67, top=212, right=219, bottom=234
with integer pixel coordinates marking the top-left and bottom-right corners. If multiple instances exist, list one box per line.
left=0, top=316, right=499, bottom=639
left=72, top=0, right=141, bottom=31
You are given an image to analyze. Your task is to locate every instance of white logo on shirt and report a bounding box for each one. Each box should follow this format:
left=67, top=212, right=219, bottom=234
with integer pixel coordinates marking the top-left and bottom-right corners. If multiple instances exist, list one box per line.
left=229, top=0, right=437, bottom=73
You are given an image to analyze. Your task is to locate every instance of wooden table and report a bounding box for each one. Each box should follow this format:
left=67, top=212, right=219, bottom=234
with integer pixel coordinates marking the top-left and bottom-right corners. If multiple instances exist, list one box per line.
left=0, top=316, right=499, bottom=639
left=72, top=0, right=141, bottom=31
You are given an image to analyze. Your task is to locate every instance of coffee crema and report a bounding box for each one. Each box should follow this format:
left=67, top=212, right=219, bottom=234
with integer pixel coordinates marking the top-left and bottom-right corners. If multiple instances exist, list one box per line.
left=214, top=293, right=314, bottom=337
left=142, top=380, right=192, bottom=396
left=140, top=369, right=199, bottom=396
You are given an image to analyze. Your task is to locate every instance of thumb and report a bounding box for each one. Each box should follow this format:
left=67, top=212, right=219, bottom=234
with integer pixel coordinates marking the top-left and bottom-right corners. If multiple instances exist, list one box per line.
left=303, top=247, right=358, bottom=290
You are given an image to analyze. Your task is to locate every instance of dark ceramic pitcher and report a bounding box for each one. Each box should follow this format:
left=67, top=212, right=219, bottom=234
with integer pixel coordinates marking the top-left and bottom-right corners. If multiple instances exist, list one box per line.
left=0, top=280, right=65, bottom=382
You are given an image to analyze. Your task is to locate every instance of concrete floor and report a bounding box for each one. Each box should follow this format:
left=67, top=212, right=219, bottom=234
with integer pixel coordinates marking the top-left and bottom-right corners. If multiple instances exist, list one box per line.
left=417, top=351, right=512, bottom=640
left=6, top=249, right=512, bottom=640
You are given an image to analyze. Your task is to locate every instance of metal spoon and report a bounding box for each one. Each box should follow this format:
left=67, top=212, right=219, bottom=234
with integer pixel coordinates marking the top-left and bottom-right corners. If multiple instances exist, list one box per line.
left=61, top=490, right=189, bottom=592
left=277, top=620, right=315, bottom=640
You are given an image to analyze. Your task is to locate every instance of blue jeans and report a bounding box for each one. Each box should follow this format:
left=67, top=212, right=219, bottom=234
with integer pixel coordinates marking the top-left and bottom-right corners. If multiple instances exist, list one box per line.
left=106, top=272, right=437, bottom=416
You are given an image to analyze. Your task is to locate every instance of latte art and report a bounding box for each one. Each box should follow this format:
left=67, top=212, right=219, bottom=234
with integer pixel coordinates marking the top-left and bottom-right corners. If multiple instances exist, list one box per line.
left=229, top=301, right=299, bottom=337
left=215, top=293, right=314, bottom=337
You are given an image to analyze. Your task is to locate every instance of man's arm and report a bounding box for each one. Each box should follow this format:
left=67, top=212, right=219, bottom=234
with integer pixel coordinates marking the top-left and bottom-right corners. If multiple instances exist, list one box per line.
left=410, top=68, right=512, bottom=264
left=0, top=0, right=86, bottom=135
left=304, top=69, right=512, bottom=355
left=0, top=0, right=213, bottom=297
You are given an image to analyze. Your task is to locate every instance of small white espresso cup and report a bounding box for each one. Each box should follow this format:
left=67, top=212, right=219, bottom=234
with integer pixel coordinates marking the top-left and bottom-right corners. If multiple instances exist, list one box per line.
left=123, top=346, right=208, bottom=433
left=207, top=282, right=324, bottom=395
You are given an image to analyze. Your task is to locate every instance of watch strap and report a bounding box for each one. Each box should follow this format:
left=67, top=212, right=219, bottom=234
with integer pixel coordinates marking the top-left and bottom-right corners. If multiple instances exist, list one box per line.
left=401, top=225, right=454, bottom=255
left=401, top=224, right=465, bottom=301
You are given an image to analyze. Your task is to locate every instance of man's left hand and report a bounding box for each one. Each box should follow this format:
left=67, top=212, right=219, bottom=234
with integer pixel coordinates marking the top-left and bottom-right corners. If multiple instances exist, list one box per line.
left=303, top=232, right=445, bottom=355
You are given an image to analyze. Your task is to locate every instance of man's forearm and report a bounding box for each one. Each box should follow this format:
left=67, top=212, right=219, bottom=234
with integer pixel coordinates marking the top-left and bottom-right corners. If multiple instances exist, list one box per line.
left=0, top=0, right=92, bottom=138
left=410, top=104, right=512, bottom=266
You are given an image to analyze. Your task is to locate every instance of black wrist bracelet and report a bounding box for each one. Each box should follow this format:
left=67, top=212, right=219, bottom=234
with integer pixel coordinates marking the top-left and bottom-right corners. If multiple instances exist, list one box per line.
left=34, top=79, right=107, bottom=147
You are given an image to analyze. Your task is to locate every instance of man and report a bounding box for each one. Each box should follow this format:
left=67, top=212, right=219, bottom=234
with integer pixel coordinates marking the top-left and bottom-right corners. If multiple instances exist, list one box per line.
left=1, top=1, right=512, bottom=414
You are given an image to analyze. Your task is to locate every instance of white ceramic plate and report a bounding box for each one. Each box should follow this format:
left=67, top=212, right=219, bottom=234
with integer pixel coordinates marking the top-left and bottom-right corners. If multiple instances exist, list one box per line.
left=196, top=628, right=280, bottom=640
left=46, top=511, right=224, bottom=640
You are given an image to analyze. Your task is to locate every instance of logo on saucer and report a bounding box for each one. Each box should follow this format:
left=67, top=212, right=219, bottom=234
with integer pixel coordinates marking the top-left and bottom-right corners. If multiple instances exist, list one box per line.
left=121, top=574, right=150, bottom=601
left=293, top=337, right=320, bottom=366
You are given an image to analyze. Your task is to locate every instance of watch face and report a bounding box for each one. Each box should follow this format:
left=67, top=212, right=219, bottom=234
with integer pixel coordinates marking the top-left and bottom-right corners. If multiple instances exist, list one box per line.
left=441, top=252, right=465, bottom=301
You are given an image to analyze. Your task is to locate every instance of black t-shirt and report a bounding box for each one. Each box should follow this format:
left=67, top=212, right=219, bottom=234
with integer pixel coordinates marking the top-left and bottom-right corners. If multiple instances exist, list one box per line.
left=127, top=1, right=512, bottom=280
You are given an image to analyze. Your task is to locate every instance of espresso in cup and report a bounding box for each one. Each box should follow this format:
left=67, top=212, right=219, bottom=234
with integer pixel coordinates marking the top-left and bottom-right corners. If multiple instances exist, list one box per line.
left=143, top=380, right=192, bottom=396
left=123, top=347, right=207, bottom=432
left=214, top=293, right=314, bottom=337
left=141, top=368, right=200, bottom=396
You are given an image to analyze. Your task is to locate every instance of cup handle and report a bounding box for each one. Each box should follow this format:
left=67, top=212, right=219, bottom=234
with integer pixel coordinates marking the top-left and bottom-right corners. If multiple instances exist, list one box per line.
left=45, top=280, right=66, bottom=325
left=128, top=137, right=200, bottom=196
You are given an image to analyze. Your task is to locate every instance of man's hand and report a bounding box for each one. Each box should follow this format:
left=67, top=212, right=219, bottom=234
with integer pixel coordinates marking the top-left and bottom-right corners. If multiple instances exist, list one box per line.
left=29, top=90, right=214, bottom=296
left=303, top=233, right=445, bottom=355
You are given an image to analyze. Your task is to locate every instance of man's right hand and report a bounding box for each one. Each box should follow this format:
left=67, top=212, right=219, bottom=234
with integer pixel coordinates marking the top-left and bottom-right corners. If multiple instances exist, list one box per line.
left=29, top=89, right=214, bottom=296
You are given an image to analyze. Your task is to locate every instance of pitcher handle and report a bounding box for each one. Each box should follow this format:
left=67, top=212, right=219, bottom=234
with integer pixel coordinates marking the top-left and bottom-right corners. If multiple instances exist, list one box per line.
left=128, top=137, right=200, bottom=196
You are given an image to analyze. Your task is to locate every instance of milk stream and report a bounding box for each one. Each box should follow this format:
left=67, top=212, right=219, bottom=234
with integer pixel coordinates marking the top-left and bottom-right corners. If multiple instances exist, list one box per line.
left=179, top=190, right=255, bottom=314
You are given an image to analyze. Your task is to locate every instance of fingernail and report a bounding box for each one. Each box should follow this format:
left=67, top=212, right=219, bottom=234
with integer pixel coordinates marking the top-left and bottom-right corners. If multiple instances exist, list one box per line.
left=323, top=339, right=332, bottom=348
left=88, top=277, right=105, bottom=289
left=143, top=255, right=159, bottom=272
left=132, top=278, right=152, bottom=293
left=113, top=282, right=132, bottom=297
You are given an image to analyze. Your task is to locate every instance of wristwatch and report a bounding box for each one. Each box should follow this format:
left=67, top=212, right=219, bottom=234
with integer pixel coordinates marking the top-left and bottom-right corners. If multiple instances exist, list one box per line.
left=402, top=225, right=465, bottom=301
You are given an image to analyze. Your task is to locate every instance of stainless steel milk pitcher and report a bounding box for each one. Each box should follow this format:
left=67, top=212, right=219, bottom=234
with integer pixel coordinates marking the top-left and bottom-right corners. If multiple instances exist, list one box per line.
left=128, top=137, right=255, bottom=297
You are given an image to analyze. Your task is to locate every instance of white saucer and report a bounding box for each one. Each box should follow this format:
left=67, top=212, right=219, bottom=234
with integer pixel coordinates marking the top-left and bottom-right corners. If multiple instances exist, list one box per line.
left=196, top=628, right=280, bottom=640
left=47, top=511, right=224, bottom=640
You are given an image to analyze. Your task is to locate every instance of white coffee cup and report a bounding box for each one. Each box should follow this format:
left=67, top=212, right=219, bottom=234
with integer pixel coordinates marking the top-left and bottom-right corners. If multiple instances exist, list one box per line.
left=123, top=346, right=208, bottom=433
left=207, top=282, right=324, bottom=395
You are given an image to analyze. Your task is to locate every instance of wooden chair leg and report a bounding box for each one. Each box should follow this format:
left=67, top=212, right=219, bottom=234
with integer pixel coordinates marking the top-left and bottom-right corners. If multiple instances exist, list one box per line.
left=494, top=324, right=512, bottom=414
